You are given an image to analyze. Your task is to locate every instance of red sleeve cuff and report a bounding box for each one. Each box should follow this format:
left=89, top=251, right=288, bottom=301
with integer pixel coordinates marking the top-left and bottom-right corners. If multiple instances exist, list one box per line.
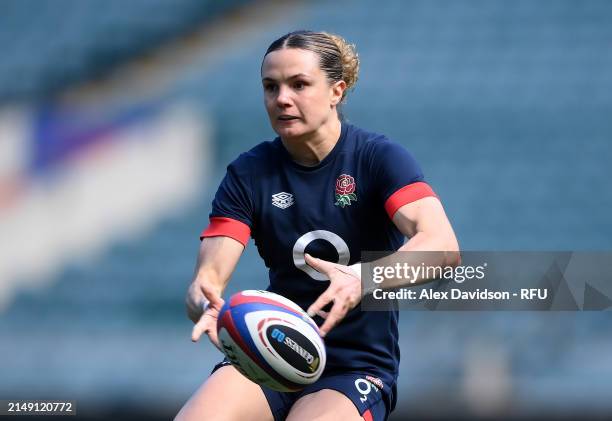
left=200, top=217, right=251, bottom=246
left=384, top=182, right=438, bottom=219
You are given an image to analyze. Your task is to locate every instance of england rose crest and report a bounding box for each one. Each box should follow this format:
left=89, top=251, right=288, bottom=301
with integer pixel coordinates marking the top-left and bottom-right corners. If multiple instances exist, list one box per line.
left=334, top=174, right=357, bottom=207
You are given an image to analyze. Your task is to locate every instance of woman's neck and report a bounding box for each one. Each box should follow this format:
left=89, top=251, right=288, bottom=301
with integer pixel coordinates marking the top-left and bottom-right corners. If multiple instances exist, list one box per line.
left=281, top=117, right=342, bottom=167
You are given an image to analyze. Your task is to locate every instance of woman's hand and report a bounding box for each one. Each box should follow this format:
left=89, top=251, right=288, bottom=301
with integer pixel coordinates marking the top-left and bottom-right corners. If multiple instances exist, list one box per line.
left=186, top=279, right=225, bottom=350
left=304, top=253, right=362, bottom=337
left=185, top=236, right=244, bottom=350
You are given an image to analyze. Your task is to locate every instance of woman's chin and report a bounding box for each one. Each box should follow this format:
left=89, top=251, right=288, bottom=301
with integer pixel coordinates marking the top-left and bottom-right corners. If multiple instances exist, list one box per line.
left=275, top=125, right=307, bottom=139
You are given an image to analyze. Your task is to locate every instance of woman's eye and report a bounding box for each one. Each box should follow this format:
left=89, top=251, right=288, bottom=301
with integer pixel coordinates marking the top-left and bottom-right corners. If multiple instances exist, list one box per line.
left=264, top=84, right=277, bottom=92
left=294, top=81, right=305, bottom=90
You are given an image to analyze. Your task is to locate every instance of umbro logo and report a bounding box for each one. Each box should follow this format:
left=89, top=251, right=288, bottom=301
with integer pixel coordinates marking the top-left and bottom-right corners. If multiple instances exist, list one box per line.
left=272, top=192, right=294, bottom=209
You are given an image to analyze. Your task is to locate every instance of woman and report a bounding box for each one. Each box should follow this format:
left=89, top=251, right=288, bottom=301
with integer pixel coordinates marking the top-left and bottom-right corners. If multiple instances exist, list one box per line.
left=176, top=30, right=459, bottom=421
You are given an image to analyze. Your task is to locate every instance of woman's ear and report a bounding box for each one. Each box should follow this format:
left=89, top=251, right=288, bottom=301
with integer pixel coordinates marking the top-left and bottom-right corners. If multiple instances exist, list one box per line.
left=330, top=80, right=347, bottom=106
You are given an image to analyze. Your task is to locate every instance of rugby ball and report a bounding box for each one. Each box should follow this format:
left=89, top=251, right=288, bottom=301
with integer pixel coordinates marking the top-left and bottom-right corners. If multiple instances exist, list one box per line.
left=217, top=290, right=326, bottom=392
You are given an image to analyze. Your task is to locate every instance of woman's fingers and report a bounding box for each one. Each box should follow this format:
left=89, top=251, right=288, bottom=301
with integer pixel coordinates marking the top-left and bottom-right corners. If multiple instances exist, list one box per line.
left=316, top=310, right=329, bottom=319
left=304, top=253, right=336, bottom=276
left=304, top=254, right=363, bottom=337
left=191, top=310, right=221, bottom=350
left=307, top=289, right=334, bottom=320
left=191, top=313, right=208, bottom=342
left=307, top=287, right=355, bottom=337
left=203, top=317, right=221, bottom=351
left=318, top=300, right=348, bottom=337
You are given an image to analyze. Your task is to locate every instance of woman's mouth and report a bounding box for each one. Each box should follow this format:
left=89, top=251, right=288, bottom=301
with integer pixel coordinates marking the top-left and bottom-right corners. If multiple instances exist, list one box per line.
left=278, top=115, right=299, bottom=121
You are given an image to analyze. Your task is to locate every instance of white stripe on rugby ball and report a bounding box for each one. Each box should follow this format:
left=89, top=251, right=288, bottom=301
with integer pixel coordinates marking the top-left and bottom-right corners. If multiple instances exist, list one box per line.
left=244, top=310, right=326, bottom=385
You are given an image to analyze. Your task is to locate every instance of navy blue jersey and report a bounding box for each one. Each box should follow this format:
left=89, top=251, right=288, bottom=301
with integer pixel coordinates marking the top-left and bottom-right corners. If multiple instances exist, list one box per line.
left=201, top=123, right=436, bottom=390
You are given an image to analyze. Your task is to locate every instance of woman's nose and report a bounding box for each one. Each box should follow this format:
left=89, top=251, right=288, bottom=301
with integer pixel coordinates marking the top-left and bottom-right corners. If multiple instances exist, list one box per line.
left=276, top=85, right=291, bottom=107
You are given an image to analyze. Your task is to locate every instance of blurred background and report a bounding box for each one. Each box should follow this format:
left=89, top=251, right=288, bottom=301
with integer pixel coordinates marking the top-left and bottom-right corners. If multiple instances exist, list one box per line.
left=1, top=0, right=611, bottom=419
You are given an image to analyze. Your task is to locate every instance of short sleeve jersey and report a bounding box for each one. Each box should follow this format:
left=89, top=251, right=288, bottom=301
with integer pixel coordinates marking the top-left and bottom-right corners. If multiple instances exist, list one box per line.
left=201, top=123, right=436, bottom=388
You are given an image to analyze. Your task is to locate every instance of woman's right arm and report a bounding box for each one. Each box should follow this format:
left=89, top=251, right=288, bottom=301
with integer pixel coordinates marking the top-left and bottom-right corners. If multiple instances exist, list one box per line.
left=186, top=236, right=245, bottom=349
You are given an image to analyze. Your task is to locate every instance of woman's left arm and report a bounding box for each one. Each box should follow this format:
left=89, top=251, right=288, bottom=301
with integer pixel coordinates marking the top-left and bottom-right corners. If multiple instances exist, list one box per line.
left=393, top=196, right=460, bottom=263
left=305, top=196, right=460, bottom=336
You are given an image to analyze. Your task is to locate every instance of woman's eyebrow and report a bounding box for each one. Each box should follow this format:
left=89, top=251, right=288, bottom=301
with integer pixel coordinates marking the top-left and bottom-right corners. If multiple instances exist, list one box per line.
left=262, top=73, right=310, bottom=82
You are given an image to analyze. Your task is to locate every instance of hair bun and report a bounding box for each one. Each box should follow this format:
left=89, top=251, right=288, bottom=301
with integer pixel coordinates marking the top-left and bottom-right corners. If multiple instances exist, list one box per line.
left=326, top=33, right=360, bottom=97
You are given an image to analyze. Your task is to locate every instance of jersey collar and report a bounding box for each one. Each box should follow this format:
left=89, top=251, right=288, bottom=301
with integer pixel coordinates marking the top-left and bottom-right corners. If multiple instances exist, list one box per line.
left=277, top=122, right=349, bottom=172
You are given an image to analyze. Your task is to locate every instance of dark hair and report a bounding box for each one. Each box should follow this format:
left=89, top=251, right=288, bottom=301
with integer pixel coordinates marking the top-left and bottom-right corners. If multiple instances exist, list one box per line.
left=263, top=30, right=359, bottom=103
